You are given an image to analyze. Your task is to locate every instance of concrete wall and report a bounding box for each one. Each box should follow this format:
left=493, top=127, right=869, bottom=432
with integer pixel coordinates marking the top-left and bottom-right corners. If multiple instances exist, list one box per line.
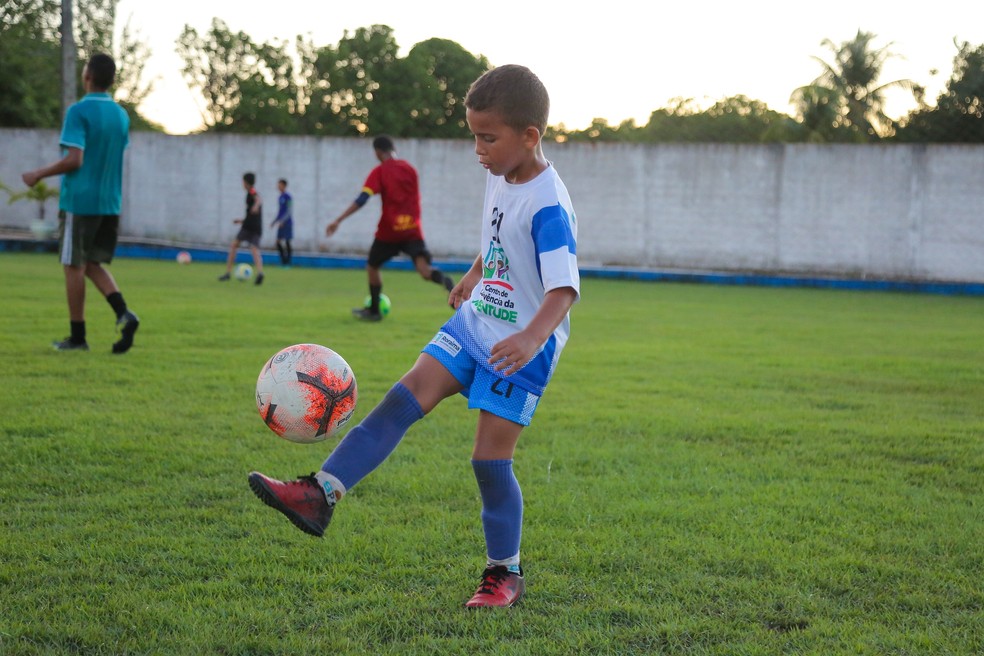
left=2, top=128, right=982, bottom=283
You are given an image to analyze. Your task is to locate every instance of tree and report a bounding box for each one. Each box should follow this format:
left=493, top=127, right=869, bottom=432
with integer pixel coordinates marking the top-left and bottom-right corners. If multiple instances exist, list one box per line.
left=303, top=24, right=402, bottom=136
left=635, top=96, right=795, bottom=143
left=801, top=30, right=916, bottom=140
left=259, top=26, right=488, bottom=138
left=895, top=40, right=984, bottom=142
left=177, top=18, right=302, bottom=132
left=0, top=1, right=62, bottom=127
left=399, top=38, right=490, bottom=137
left=788, top=84, right=861, bottom=142
left=0, top=0, right=156, bottom=130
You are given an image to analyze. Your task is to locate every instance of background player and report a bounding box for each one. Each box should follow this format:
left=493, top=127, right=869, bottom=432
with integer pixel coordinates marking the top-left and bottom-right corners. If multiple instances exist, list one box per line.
left=324, top=135, right=455, bottom=321
left=21, top=52, right=140, bottom=354
left=218, top=172, right=265, bottom=285
left=271, top=178, right=293, bottom=267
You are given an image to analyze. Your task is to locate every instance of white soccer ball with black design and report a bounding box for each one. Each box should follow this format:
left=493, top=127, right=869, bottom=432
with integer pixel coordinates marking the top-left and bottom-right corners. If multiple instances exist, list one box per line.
left=255, top=343, right=358, bottom=444
left=235, top=263, right=253, bottom=281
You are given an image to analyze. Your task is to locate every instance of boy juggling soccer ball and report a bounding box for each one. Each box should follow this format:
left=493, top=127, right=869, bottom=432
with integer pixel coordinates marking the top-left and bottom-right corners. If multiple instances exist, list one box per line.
left=249, top=64, right=580, bottom=608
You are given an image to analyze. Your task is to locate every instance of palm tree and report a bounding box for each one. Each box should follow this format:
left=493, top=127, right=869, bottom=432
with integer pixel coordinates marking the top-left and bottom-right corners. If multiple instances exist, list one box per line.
left=805, top=30, right=916, bottom=140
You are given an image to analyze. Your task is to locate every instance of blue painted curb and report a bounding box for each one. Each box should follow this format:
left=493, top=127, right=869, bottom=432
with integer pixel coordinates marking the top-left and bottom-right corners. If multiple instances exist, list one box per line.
left=3, top=236, right=982, bottom=296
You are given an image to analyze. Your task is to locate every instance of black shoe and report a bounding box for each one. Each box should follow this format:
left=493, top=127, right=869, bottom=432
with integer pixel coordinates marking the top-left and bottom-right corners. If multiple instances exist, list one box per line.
left=217, top=273, right=231, bottom=281
left=53, top=337, right=89, bottom=351
left=351, top=308, right=383, bottom=322
left=254, top=272, right=265, bottom=286
left=112, top=311, right=140, bottom=354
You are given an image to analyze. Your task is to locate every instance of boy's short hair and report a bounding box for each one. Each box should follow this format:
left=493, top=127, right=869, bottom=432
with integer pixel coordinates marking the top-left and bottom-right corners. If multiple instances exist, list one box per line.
left=87, top=53, right=116, bottom=90
left=372, top=136, right=395, bottom=153
left=464, top=65, right=549, bottom=135
left=243, top=172, right=256, bottom=186
left=278, top=178, right=288, bottom=186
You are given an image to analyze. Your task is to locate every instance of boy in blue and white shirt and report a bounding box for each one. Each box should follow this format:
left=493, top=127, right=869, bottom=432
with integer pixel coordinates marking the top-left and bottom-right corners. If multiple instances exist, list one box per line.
left=249, top=65, right=579, bottom=609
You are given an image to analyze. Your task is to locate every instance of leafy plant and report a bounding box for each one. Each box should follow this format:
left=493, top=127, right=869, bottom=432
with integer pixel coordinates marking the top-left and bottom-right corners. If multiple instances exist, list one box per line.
left=0, top=178, right=60, bottom=221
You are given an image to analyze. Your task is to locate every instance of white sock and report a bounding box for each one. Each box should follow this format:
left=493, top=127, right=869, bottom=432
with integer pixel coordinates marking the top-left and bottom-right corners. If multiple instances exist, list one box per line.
left=487, top=553, right=521, bottom=573
left=314, top=471, right=345, bottom=505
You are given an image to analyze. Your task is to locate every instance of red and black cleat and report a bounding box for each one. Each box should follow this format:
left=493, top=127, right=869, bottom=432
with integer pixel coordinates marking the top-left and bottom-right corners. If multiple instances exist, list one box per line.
left=248, top=471, right=334, bottom=537
left=464, top=565, right=525, bottom=608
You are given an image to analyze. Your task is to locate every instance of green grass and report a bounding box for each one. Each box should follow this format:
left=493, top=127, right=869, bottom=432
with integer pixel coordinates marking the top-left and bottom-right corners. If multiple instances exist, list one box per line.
left=1, top=252, right=982, bottom=655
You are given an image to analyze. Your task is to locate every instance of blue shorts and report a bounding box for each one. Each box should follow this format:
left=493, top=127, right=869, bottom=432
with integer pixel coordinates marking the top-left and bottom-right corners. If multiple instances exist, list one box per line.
left=423, top=330, right=540, bottom=426
left=276, top=219, right=293, bottom=240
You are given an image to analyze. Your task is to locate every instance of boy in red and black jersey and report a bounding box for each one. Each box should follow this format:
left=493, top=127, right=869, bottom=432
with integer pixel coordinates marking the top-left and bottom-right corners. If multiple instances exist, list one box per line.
left=326, top=136, right=454, bottom=320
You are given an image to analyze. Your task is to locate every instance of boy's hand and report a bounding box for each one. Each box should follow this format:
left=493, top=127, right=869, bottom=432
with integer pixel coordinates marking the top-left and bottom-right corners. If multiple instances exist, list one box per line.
left=448, top=270, right=481, bottom=309
left=325, top=220, right=341, bottom=237
left=488, top=332, right=539, bottom=376
left=22, top=171, right=40, bottom=187
left=233, top=219, right=243, bottom=225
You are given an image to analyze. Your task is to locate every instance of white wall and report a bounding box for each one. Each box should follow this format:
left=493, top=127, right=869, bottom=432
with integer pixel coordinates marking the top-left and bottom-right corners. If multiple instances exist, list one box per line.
left=2, top=129, right=982, bottom=283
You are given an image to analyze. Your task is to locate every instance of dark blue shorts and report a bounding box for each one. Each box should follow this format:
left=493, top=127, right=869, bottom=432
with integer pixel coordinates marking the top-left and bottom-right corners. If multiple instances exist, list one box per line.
left=276, top=219, right=293, bottom=240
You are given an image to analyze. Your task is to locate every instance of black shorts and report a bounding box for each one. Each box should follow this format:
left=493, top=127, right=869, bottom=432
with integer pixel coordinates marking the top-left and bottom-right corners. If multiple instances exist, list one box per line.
left=235, top=228, right=262, bottom=247
left=59, top=214, right=119, bottom=266
left=367, top=239, right=432, bottom=268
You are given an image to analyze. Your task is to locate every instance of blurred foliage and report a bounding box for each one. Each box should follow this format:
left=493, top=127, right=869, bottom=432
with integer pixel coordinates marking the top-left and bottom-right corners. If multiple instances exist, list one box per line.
left=0, top=0, right=159, bottom=130
left=2, top=8, right=981, bottom=143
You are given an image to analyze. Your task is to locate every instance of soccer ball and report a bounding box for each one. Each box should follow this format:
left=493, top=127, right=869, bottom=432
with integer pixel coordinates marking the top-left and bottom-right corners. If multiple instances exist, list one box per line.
left=235, top=263, right=253, bottom=281
left=255, top=343, right=358, bottom=444
left=363, top=293, right=392, bottom=316
left=176, top=250, right=192, bottom=264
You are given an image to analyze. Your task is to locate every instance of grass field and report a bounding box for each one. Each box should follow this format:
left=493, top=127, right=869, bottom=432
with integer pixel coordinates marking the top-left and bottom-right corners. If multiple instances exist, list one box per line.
left=1, top=252, right=982, bottom=655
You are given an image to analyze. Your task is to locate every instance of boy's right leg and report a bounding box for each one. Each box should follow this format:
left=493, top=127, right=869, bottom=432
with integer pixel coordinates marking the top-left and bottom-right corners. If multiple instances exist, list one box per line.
left=54, top=264, right=89, bottom=349
left=353, top=265, right=384, bottom=320
left=248, top=354, right=461, bottom=536
left=218, top=240, right=239, bottom=280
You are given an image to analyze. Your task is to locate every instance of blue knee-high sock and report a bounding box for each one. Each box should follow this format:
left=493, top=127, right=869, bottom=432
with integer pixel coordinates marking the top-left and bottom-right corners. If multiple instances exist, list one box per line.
left=321, top=382, right=423, bottom=491
left=472, top=459, right=523, bottom=562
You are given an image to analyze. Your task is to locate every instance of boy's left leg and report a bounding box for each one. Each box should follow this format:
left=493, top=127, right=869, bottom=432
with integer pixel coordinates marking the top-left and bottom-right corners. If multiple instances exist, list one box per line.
left=218, top=240, right=239, bottom=280
left=412, top=252, right=455, bottom=293
left=251, top=245, right=264, bottom=285
left=466, top=412, right=526, bottom=608
left=249, top=353, right=461, bottom=536
left=87, top=262, right=139, bottom=354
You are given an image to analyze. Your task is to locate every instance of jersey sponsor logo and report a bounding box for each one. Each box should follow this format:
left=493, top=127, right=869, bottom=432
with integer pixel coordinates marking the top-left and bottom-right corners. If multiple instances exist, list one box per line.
left=393, top=214, right=416, bottom=231
left=476, top=206, right=521, bottom=324
left=430, top=332, right=462, bottom=356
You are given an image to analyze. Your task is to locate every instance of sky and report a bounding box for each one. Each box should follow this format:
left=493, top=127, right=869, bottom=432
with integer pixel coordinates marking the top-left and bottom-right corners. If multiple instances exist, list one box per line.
left=115, top=0, right=984, bottom=134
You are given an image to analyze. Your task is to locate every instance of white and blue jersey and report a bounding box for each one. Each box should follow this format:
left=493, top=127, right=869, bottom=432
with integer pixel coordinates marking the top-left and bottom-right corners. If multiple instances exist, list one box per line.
left=428, top=164, right=579, bottom=398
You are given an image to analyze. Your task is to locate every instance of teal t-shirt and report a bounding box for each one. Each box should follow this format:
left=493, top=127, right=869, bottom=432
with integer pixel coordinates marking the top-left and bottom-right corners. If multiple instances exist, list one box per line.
left=58, top=92, right=130, bottom=215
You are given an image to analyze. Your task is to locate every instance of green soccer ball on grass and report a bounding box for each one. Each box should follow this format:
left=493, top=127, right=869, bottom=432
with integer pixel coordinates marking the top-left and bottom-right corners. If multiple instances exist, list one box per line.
left=363, top=293, right=391, bottom=316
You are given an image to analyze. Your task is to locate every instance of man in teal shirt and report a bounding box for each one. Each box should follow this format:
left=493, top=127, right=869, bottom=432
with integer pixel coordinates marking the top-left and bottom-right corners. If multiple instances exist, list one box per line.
left=22, top=53, right=140, bottom=354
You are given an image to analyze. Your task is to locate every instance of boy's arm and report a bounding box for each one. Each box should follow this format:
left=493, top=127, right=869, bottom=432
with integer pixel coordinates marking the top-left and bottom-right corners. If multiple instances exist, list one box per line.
left=326, top=192, right=369, bottom=236
left=489, top=286, right=578, bottom=376
left=448, top=256, right=484, bottom=309
left=272, top=196, right=289, bottom=226
left=22, top=148, right=83, bottom=187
